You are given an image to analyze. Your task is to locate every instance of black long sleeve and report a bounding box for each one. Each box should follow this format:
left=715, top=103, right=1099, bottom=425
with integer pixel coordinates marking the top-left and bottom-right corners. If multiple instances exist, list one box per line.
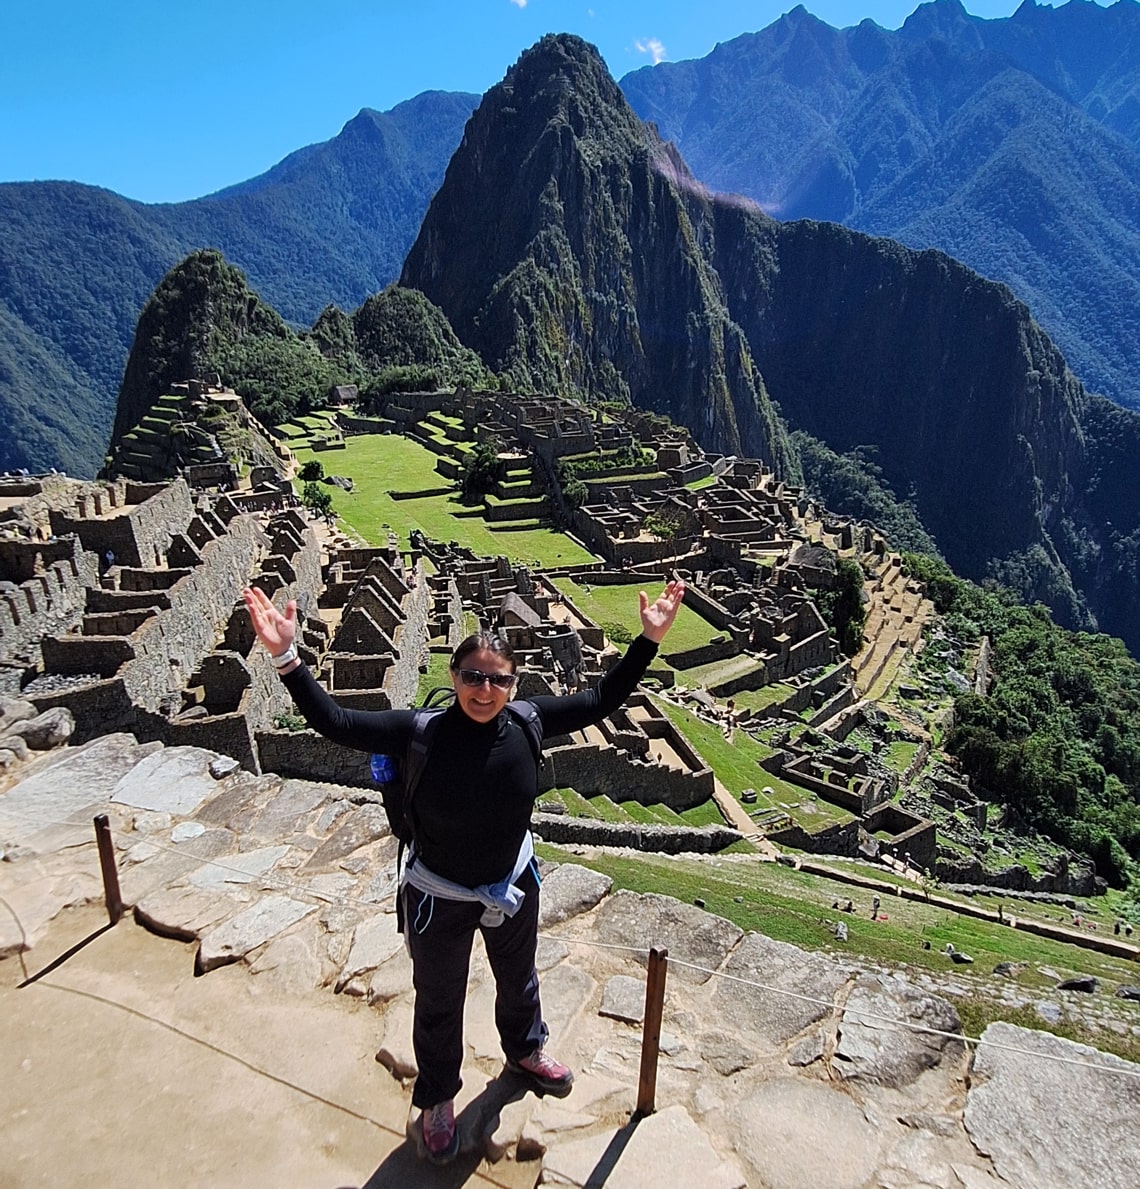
left=277, top=634, right=659, bottom=885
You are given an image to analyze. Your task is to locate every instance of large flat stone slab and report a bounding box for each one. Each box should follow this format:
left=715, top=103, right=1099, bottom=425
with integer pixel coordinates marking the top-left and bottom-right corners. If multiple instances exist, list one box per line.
left=834, top=971, right=964, bottom=1087
left=196, top=894, right=316, bottom=973
left=335, top=912, right=404, bottom=990
left=965, top=1021, right=1140, bottom=1189
left=713, top=930, right=854, bottom=1046
left=193, top=773, right=279, bottom=833
left=303, top=804, right=390, bottom=869
left=731, top=1078, right=881, bottom=1189
left=539, top=863, right=613, bottom=928
left=111, top=747, right=222, bottom=816
left=592, top=891, right=743, bottom=983
left=187, top=844, right=291, bottom=891
left=134, top=884, right=245, bottom=941
left=248, top=779, right=329, bottom=842
left=618, top=1104, right=747, bottom=1189
left=0, top=735, right=159, bottom=835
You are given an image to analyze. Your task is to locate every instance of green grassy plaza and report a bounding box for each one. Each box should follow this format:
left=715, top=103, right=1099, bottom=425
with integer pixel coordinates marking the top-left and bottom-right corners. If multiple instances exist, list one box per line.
left=291, top=433, right=595, bottom=567
left=560, top=577, right=722, bottom=654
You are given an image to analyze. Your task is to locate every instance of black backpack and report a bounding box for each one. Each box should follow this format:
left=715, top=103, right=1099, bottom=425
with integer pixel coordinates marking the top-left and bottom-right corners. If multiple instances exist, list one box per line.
left=371, top=689, right=544, bottom=849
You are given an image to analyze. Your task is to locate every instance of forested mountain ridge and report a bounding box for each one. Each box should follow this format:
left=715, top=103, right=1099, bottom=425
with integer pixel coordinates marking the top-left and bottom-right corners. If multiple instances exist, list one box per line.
left=107, top=249, right=491, bottom=469
left=620, top=0, right=1140, bottom=409
left=0, top=90, right=476, bottom=475
left=399, top=32, right=1140, bottom=656
left=5, top=1, right=1139, bottom=476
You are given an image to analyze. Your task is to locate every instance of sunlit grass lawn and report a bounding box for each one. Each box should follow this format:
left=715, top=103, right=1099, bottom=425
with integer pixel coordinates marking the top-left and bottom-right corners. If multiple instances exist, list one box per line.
left=729, top=683, right=796, bottom=713
left=292, top=434, right=596, bottom=568
left=561, top=579, right=721, bottom=654
left=533, top=845, right=1140, bottom=1062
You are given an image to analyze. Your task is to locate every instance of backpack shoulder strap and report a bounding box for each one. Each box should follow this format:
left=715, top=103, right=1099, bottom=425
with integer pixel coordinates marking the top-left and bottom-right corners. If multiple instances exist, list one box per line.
left=405, top=707, right=446, bottom=807
left=506, top=699, right=544, bottom=770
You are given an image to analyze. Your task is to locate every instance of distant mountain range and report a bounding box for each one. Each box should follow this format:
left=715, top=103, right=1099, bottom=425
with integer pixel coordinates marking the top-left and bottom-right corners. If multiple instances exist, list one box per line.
left=621, top=0, right=1140, bottom=411
left=399, top=31, right=1140, bottom=653
left=114, top=32, right=1140, bottom=657
left=3, top=0, right=1139, bottom=477
left=0, top=92, right=476, bottom=474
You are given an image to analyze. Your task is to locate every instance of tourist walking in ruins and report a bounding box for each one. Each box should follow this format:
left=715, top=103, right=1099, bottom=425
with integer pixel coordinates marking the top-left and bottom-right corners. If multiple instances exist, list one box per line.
left=243, top=578, right=685, bottom=1164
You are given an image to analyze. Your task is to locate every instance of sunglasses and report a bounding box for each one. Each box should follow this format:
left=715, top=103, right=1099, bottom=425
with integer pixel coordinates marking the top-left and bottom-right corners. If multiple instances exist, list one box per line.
left=454, top=667, right=516, bottom=690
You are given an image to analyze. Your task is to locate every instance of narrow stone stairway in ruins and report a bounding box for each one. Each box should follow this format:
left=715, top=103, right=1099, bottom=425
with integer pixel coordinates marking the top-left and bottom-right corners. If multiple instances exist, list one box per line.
left=852, top=552, right=934, bottom=702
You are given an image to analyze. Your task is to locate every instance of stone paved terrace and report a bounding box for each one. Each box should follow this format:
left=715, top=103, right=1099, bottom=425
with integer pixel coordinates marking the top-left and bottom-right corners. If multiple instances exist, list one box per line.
left=3, top=736, right=1139, bottom=1188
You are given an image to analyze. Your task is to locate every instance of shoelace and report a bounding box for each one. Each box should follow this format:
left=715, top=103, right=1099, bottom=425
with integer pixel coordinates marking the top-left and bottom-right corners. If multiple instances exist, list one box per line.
left=423, top=1102, right=454, bottom=1146
left=523, top=1050, right=566, bottom=1076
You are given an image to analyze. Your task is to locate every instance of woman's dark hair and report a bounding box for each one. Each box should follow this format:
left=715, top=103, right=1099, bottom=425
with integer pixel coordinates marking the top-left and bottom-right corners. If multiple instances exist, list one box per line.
left=450, top=632, right=516, bottom=673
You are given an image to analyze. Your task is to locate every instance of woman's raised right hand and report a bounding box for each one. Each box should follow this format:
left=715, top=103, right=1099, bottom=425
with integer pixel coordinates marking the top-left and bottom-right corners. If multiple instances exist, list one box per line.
left=243, top=586, right=297, bottom=656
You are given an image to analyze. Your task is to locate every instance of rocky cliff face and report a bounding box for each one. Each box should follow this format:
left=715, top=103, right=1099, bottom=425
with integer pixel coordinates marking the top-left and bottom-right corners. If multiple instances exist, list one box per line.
left=401, top=35, right=796, bottom=474
left=708, top=210, right=1092, bottom=625
left=402, top=33, right=1140, bottom=651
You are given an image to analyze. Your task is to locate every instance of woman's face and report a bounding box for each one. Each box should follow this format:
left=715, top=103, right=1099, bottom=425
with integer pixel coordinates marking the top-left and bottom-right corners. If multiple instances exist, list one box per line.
left=450, top=648, right=516, bottom=723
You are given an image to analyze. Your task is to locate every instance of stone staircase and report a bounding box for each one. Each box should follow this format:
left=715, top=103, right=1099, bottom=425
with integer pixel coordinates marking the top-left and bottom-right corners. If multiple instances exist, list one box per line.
left=851, top=552, right=933, bottom=700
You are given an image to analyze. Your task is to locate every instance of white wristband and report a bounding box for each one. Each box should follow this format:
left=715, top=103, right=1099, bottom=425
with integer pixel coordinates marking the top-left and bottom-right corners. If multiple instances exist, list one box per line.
left=270, top=645, right=298, bottom=669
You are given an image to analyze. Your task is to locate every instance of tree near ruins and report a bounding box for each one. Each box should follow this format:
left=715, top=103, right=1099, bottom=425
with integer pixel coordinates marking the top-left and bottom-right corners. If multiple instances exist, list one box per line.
left=302, top=481, right=333, bottom=517
left=815, top=557, right=868, bottom=657
left=460, top=440, right=506, bottom=505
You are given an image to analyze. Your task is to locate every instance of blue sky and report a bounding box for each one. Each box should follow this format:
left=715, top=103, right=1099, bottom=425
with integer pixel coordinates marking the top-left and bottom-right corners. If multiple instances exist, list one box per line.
left=0, top=0, right=1109, bottom=203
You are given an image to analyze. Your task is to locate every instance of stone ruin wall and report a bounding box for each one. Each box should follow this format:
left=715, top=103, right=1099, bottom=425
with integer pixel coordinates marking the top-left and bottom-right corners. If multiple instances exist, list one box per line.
left=542, top=741, right=714, bottom=810
left=531, top=814, right=740, bottom=854
left=0, top=538, right=100, bottom=693
left=10, top=483, right=325, bottom=769
left=2, top=385, right=923, bottom=861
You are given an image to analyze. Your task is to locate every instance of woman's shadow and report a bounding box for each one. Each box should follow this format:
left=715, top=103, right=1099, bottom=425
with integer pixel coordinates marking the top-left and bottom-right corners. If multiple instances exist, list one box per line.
left=356, top=1068, right=531, bottom=1187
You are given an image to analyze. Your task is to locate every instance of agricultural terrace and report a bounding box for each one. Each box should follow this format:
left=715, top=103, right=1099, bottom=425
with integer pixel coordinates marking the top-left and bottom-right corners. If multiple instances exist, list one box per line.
left=291, top=433, right=595, bottom=568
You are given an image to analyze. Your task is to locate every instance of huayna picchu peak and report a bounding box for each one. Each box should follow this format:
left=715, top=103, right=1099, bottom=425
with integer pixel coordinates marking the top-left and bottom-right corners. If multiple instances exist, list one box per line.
left=402, top=34, right=797, bottom=478
left=402, top=31, right=1140, bottom=655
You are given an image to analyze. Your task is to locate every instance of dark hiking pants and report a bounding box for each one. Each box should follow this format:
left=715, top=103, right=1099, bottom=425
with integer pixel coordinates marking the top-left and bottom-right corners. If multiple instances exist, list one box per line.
left=404, top=864, right=546, bottom=1109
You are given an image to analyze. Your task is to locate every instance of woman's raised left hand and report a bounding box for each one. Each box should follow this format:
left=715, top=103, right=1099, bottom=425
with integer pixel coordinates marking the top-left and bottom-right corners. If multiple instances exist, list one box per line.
left=639, top=578, right=686, bottom=643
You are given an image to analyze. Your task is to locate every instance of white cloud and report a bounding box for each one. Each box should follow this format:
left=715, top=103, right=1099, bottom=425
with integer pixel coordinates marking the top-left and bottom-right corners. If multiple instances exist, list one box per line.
left=510, top=0, right=527, bottom=8
left=634, top=37, right=667, bottom=64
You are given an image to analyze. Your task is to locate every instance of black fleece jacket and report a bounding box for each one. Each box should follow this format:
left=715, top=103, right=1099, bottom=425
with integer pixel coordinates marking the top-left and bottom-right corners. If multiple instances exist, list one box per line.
left=281, top=633, right=658, bottom=886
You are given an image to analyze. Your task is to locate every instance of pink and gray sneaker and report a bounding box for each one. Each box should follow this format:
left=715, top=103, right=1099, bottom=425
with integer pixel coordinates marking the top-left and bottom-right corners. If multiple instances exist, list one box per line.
left=506, top=1048, right=574, bottom=1097
left=417, top=1098, right=459, bottom=1164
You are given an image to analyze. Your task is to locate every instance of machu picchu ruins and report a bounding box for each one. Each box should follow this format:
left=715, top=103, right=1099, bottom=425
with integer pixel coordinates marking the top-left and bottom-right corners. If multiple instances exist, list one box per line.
left=4, top=380, right=1138, bottom=1187
left=2, top=380, right=945, bottom=867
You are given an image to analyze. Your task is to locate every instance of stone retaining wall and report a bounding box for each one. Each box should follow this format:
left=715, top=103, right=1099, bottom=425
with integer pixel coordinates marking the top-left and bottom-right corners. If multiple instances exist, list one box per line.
left=544, top=742, right=714, bottom=809
left=767, top=819, right=862, bottom=856
left=531, top=813, right=740, bottom=853
left=935, top=854, right=1097, bottom=897
left=0, top=540, right=99, bottom=684
left=255, top=727, right=373, bottom=787
left=663, top=636, right=737, bottom=671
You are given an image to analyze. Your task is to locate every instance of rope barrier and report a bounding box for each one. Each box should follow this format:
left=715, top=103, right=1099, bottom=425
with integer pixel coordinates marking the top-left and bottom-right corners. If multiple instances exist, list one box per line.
left=663, top=957, right=1140, bottom=1082
left=4, top=804, right=1139, bottom=1085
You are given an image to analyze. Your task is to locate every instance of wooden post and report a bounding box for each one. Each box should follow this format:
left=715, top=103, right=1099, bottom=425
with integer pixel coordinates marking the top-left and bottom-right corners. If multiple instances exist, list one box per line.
left=93, top=814, right=122, bottom=925
left=636, top=946, right=668, bottom=1118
